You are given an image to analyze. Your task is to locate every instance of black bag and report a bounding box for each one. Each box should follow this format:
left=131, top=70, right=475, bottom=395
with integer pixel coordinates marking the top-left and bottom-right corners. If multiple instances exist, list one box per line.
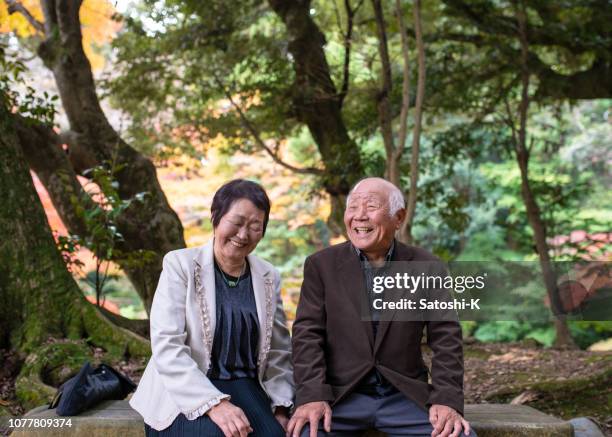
left=49, top=362, right=136, bottom=416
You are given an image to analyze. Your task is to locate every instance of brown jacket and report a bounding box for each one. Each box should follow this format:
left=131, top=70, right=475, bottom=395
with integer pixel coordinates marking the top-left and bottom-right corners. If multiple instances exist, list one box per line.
left=292, top=241, right=464, bottom=415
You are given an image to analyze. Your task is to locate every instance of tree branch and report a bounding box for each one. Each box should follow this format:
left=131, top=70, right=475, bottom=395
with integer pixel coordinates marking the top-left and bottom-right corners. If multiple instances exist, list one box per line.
left=403, top=0, right=426, bottom=245
left=213, top=75, right=324, bottom=176
left=502, top=93, right=519, bottom=153
left=12, top=114, right=92, bottom=238
left=4, top=0, right=45, bottom=34
left=339, top=0, right=364, bottom=104
left=371, top=0, right=395, bottom=174
left=442, top=0, right=609, bottom=54
left=394, top=0, right=411, bottom=159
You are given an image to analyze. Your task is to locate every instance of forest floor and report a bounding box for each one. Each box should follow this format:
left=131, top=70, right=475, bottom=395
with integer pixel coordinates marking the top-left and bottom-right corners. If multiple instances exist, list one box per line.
left=1, top=341, right=611, bottom=434
left=458, top=340, right=612, bottom=434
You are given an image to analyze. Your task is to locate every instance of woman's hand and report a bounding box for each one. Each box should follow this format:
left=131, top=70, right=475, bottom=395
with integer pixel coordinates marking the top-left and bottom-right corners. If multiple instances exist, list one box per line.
left=207, top=399, right=253, bottom=437
left=274, top=406, right=290, bottom=431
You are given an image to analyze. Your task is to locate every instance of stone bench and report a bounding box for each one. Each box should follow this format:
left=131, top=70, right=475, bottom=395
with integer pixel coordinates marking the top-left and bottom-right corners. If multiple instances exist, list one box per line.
left=7, top=401, right=576, bottom=436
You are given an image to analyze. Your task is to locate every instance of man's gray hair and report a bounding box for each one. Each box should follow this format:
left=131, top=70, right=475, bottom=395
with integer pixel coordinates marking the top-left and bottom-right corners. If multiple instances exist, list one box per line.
left=388, top=185, right=405, bottom=215
left=347, top=178, right=405, bottom=216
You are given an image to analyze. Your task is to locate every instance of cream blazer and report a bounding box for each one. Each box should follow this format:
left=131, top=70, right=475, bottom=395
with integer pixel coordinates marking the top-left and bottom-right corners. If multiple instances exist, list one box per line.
left=130, top=240, right=294, bottom=431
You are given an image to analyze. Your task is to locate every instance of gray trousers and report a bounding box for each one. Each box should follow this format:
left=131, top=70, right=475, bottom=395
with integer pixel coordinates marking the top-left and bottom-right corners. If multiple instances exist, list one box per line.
left=301, top=391, right=476, bottom=437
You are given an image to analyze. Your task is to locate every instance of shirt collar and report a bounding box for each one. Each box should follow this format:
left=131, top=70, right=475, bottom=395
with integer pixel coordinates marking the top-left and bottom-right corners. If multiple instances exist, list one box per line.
left=353, top=239, right=396, bottom=266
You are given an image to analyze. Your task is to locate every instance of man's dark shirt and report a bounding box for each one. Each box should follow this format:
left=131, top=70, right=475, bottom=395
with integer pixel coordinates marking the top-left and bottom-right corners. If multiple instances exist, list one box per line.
left=353, top=240, right=399, bottom=396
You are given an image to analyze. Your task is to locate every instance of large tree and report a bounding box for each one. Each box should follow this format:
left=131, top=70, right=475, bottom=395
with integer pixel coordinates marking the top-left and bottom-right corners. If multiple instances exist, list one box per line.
left=4, top=0, right=187, bottom=313
left=0, top=89, right=149, bottom=409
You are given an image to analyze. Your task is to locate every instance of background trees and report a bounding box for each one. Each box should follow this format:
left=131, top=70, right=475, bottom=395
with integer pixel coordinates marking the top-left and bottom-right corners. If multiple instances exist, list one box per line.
left=1, top=0, right=610, bottom=413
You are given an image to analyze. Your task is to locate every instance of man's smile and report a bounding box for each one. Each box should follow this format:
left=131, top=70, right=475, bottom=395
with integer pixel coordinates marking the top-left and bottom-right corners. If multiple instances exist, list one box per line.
left=353, top=226, right=374, bottom=235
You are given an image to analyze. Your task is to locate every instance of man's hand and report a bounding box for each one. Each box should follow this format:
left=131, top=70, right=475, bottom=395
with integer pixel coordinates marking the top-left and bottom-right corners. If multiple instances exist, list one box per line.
left=206, top=399, right=253, bottom=437
left=286, top=401, right=331, bottom=437
left=429, top=404, right=470, bottom=437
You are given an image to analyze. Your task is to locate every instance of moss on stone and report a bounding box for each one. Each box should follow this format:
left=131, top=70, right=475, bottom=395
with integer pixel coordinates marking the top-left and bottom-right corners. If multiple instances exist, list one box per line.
left=487, top=368, right=612, bottom=425
left=14, top=341, right=92, bottom=410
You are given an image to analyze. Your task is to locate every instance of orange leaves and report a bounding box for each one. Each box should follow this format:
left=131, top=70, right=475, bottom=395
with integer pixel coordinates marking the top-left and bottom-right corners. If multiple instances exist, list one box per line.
left=0, top=0, right=120, bottom=70
left=0, top=0, right=43, bottom=37
left=80, top=0, right=121, bottom=70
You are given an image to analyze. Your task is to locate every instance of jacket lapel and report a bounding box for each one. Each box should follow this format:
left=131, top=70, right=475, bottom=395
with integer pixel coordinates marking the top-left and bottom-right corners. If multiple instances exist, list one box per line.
left=248, top=254, right=275, bottom=377
left=248, top=255, right=269, bottom=351
left=193, top=240, right=217, bottom=356
left=337, top=244, right=374, bottom=349
left=374, top=242, right=415, bottom=353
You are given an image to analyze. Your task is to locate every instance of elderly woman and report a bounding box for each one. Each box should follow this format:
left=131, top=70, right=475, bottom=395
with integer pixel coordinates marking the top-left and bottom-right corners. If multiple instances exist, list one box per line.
left=130, top=179, right=294, bottom=437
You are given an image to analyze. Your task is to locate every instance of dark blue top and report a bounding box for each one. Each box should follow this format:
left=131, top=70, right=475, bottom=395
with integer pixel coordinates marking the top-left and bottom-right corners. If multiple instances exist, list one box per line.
left=207, top=261, right=260, bottom=380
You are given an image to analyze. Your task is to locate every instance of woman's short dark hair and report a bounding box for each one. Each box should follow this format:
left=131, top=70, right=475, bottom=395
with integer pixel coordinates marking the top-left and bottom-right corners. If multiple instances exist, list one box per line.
left=211, top=179, right=271, bottom=236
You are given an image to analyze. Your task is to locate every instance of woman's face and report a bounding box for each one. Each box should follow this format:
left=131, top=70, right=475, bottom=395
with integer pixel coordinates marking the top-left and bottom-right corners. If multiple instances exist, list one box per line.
left=213, top=198, right=265, bottom=263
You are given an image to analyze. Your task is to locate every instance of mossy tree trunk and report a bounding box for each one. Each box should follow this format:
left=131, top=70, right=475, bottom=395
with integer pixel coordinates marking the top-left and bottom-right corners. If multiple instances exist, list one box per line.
left=5, top=0, right=186, bottom=314
left=0, top=100, right=150, bottom=409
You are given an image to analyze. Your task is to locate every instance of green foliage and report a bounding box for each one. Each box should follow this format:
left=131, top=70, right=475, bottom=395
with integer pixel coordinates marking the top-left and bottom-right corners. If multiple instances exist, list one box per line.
left=78, top=273, right=147, bottom=319
left=472, top=320, right=612, bottom=349
left=55, top=233, right=85, bottom=273
left=570, top=321, right=612, bottom=350
left=413, top=97, right=611, bottom=263
left=524, top=326, right=557, bottom=347
left=0, top=40, right=57, bottom=124
left=254, top=219, right=327, bottom=276
left=104, top=0, right=295, bottom=160
left=474, top=321, right=529, bottom=343
left=104, top=0, right=610, bottom=257
left=63, top=161, right=155, bottom=306
left=460, top=320, right=477, bottom=337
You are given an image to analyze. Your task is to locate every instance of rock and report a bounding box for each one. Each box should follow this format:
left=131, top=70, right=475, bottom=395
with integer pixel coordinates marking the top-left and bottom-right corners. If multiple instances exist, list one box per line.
left=11, top=401, right=144, bottom=437
left=587, top=338, right=612, bottom=352
left=569, top=417, right=605, bottom=437
left=464, top=404, right=573, bottom=437
left=10, top=401, right=573, bottom=437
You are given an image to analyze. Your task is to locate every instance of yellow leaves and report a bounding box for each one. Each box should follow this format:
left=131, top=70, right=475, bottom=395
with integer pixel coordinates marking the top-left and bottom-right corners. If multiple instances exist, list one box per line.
left=0, top=0, right=120, bottom=70
left=0, top=0, right=43, bottom=37
left=80, top=1, right=121, bottom=70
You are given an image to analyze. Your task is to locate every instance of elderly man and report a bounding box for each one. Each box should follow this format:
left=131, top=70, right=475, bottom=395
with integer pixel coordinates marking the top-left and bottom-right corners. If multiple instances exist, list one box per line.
left=288, top=178, right=474, bottom=437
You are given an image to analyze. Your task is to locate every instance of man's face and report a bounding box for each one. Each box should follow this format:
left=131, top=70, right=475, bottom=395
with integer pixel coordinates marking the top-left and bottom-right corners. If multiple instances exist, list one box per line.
left=343, top=179, right=401, bottom=256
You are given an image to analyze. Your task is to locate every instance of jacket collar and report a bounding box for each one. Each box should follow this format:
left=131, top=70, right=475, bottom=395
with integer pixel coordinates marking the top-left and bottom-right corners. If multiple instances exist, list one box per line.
left=192, top=238, right=274, bottom=378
